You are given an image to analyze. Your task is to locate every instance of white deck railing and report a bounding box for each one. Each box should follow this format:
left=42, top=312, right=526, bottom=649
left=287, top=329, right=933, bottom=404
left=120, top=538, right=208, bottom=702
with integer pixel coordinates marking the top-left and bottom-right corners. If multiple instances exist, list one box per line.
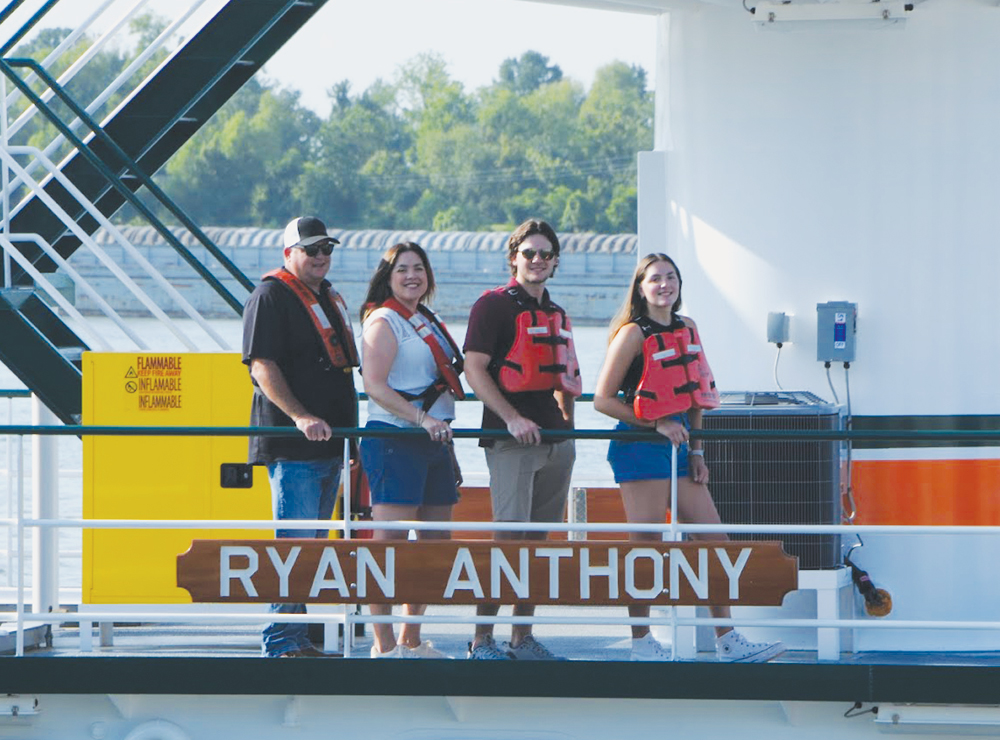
left=3, top=419, right=1000, bottom=659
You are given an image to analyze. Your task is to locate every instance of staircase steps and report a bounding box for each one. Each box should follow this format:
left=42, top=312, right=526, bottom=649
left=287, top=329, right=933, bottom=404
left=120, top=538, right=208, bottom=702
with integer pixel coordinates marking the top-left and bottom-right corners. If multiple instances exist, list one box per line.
left=0, top=288, right=86, bottom=423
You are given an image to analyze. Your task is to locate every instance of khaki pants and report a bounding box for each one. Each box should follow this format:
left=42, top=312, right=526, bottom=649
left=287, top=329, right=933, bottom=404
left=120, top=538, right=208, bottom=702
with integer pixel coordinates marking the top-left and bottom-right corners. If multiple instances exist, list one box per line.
left=484, top=439, right=575, bottom=523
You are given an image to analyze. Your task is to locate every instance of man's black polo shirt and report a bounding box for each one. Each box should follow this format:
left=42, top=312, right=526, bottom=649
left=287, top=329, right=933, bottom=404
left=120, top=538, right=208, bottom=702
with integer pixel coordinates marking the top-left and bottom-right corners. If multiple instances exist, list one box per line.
left=242, top=278, right=357, bottom=464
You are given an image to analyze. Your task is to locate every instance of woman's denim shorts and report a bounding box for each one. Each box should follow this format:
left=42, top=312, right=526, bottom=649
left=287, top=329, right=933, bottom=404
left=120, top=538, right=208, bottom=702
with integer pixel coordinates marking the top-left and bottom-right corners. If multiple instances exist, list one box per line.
left=359, top=421, right=459, bottom=507
left=606, top=417, right=689, bottom=484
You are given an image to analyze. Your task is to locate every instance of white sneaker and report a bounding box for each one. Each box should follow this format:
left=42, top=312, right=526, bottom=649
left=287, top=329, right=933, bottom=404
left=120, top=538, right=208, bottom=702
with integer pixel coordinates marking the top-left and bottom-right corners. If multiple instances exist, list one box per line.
left=630, top=633, right=672, bottom=662
left=716, top=631, right=785, bottom=663
left=370, top=643, right=404, bottom=658
left=400, top=640, right=451, bottom=659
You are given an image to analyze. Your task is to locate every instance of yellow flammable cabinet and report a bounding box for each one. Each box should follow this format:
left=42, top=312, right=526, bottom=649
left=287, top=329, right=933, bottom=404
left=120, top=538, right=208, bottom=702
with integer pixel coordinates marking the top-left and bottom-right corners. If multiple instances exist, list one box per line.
left=82, top=352, right=273, bottom=603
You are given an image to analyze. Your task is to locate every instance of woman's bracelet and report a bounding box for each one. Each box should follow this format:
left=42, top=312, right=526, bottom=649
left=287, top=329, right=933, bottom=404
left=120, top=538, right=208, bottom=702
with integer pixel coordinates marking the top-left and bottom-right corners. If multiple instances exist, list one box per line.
left=689, top=449, right=704, bottom=457
left=416, top=410, right=426, bottom=426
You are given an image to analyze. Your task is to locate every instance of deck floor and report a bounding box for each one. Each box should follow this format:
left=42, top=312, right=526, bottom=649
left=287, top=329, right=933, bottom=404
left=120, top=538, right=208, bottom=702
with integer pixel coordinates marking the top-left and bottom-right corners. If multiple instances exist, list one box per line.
left=6, top=607, right=1000, bottom=667
left=4, top=611, right=1000, bottom=708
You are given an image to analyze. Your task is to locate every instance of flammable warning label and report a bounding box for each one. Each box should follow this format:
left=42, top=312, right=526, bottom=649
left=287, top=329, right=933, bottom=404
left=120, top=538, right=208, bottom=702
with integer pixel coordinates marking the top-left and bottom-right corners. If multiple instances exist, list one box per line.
left=131, top=355, right=184, bottom=411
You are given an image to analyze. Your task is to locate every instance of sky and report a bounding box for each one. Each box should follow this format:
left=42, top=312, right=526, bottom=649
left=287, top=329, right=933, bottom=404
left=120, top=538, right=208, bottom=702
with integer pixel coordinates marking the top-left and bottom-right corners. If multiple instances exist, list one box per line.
left=26, top=0, right=659, bottom=115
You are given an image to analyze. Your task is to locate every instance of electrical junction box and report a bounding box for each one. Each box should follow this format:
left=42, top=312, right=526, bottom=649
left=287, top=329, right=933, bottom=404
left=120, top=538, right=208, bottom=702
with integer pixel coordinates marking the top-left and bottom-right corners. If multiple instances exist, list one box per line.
left=767, top=312, right=790, bottom=344
left=816, top=301, right=857, bottom=362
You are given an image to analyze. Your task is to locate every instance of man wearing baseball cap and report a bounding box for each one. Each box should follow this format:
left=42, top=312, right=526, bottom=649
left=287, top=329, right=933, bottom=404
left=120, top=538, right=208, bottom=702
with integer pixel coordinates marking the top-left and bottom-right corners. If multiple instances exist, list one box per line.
left=243, top=216, right=359, bottom=657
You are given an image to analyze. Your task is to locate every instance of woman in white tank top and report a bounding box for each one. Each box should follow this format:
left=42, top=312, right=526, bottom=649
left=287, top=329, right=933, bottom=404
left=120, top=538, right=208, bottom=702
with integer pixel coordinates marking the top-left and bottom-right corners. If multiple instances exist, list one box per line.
left=358, top=242, right=464, bottom=660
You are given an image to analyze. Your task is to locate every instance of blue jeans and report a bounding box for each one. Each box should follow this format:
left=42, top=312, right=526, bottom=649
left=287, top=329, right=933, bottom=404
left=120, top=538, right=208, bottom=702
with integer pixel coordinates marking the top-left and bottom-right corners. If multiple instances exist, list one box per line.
left=261, top=457, right=342, bottom=657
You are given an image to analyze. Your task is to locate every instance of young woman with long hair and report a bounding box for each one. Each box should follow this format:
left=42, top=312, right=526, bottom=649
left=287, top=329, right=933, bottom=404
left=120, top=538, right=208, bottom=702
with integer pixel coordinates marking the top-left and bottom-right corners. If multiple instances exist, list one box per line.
left=594, top=254, right=784, bottom=663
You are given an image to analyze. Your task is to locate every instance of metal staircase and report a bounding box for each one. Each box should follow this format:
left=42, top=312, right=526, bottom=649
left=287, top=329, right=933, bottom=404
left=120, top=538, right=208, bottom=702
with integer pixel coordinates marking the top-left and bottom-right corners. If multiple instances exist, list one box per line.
left=0, top=0, right=330, bottom=423
left=0, top=287, right=86, bottom=423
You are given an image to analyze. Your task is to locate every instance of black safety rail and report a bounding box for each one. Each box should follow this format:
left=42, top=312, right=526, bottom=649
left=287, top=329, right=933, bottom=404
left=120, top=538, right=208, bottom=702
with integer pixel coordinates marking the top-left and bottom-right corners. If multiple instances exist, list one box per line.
left=1, top=424, right=998, bottom=444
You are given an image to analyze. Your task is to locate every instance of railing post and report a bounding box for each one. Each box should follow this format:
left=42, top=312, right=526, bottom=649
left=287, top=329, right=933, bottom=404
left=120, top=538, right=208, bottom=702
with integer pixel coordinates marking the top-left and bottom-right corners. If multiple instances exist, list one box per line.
left=568, top=487, right=588, bottom=541
left=342, top=437, right=352, bottom=539
left=669, top=443, right=679, bottom=543
left=341, top=436, right=353, bottom=657
left=669, top=443, right=679, bottom=661
left=31, top=395, right=59, bottom=615
left=15, top=433, right=24, bottom=656
left=2, top=71, right=10, bottom=288
left=5, top=396, right=12, bottom=587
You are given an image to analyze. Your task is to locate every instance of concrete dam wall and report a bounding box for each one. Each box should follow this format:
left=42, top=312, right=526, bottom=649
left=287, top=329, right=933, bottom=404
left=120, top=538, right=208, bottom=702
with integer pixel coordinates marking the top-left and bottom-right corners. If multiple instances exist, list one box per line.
left=66, top=226, right=640, bottom=323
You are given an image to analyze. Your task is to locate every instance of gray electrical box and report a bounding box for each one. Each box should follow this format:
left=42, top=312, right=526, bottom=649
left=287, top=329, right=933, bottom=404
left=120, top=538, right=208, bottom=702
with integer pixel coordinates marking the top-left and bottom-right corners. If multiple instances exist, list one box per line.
left=767, top=312, right=790, bottom=344
left=816, top=301, right=857, bottom=362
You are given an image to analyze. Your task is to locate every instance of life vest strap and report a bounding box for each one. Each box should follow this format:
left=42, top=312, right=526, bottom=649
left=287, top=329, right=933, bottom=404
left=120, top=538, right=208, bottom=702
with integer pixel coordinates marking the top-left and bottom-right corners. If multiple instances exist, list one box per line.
left=531, top=335, right=568, bottom=347
left=378, top=297, right=465, bottom=401
left=651, top=348, right=680, bottom=363
left=397, top=380, right=449, bottom=412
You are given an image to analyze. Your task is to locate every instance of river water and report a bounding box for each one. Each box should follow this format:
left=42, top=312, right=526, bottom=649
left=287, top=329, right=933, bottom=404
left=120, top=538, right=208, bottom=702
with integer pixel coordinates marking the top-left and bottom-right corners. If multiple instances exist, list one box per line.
left=0, top=318, right=622, bottom=588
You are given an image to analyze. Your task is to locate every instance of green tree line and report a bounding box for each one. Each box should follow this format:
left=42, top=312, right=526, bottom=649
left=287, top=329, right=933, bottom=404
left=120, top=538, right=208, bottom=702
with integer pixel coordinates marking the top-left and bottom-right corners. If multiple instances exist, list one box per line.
left=14, top=23, right=652, bottom=234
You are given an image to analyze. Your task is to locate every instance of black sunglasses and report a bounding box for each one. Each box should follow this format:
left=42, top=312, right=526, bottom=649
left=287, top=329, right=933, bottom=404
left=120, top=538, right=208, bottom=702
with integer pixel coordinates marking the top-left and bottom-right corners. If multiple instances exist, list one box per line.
left=519, top=248, right=556, bottom=262
left=293, top=241, right=335, bottom=257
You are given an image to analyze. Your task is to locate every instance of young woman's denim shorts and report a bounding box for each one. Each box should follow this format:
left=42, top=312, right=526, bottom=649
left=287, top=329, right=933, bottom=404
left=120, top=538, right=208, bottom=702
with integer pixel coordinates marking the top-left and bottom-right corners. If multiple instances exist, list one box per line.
left=606, top=417, right=690, bottom=483
left=359, top=421, right=459, bottom=507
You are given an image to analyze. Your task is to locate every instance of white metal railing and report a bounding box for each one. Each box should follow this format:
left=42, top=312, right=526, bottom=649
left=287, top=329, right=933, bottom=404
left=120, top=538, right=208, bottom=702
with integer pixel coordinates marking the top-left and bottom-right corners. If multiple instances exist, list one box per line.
left=22, top=518, right=1000, bottom=537
left=7, top=515, right=1000, bottom=658
left=0, top=0, right=235, bottom=351
left=4, top=0, right=217, bottom=188
left=0, top=392, right=82, bottom=605
left=0, top=145, right=231, bottom=349
left=4, top=0, right=155, bottom=142
left=2, top=395, right=20, bottom=589
left=3, top=429, right=1000, bottom=659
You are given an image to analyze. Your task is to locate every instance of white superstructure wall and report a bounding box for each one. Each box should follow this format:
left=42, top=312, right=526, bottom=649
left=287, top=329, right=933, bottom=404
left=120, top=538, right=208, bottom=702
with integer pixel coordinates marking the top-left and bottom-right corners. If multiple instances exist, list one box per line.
left=648, top=0, right=1000, bottom=417
left=641, top=0, right=1000, bottom=652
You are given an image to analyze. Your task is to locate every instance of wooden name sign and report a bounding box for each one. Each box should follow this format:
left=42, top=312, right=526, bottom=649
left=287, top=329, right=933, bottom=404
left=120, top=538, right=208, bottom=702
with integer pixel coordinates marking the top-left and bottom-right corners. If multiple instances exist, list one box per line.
left=177, top=540, right=798, bottom=606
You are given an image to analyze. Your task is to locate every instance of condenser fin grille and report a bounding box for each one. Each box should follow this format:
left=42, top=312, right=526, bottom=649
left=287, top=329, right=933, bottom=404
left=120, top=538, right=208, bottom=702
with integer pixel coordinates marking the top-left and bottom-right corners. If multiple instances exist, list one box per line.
left=703, top=392, right=842, bottom=569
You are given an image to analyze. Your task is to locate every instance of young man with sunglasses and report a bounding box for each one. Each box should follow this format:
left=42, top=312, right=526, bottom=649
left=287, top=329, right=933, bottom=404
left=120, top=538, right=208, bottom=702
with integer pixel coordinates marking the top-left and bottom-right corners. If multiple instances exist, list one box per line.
left=242, top=216, right=359, bottom=658
left=463, top=219, right=581, bottom=660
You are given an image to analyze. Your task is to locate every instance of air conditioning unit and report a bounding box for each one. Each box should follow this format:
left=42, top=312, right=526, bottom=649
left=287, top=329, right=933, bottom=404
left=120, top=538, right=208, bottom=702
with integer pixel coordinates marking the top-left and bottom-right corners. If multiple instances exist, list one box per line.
left=703, top=391, right=842, bottom=570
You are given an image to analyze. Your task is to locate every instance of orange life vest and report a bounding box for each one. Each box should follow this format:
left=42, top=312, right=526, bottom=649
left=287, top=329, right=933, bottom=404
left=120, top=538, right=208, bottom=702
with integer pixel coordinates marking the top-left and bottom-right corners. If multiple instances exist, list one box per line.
left=378, top=297, right=465, bottom=408
left=263, top=268, right=359, bottom=369
left=633, top=316, right=720, bottom=421
left=494, top=287, right=582, bottom=397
